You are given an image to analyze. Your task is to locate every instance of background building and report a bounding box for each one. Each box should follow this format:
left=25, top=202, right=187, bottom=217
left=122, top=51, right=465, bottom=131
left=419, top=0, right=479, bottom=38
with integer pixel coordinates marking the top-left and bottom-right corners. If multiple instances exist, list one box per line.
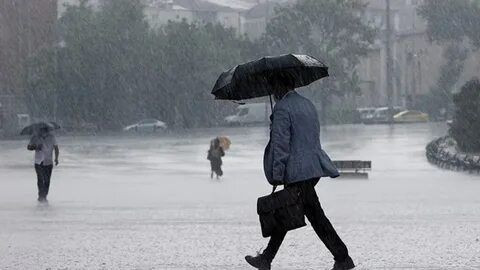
left=356, top=0, right=480, bottom=109
left=145, top=0, right=245, bottom=31
left=57, top=0, right=290, bottom=38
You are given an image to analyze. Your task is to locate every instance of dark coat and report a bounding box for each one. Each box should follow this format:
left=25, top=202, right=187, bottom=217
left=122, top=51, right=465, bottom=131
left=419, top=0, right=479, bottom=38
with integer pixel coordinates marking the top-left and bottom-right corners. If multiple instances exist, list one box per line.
left=264, top=91, right=339, bottom=185
left=208, top=145, right=224, bottom=175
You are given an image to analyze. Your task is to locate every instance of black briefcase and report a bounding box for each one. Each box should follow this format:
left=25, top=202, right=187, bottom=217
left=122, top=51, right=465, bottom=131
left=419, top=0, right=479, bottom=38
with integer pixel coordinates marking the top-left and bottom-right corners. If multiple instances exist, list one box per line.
left=257, top=186, right=306, bottom=238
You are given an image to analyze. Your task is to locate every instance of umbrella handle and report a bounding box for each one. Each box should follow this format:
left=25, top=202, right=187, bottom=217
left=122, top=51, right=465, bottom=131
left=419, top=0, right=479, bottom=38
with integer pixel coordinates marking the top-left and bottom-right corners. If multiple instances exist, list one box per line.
left=269, top=94, right=273, bottom=112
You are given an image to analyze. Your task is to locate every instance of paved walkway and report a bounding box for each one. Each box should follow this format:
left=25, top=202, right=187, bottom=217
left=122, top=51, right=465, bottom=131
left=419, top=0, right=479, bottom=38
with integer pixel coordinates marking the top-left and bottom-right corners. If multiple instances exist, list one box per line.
left=1, top=124, right=479, bottom=269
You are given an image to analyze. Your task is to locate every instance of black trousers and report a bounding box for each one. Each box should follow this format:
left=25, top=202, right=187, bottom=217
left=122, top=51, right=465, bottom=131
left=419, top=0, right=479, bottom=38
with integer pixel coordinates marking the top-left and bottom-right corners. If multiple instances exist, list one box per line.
left=35, top=164, right=53, bottom=199
left=210, top=158, right=223, bottom=176
left=262, top=179, right=349, bottom=263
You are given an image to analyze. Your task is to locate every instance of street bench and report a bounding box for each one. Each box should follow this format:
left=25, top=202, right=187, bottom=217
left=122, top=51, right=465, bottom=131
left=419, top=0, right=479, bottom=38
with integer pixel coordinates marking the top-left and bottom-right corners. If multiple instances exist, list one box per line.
left=333, top=160, right=372, bottom=179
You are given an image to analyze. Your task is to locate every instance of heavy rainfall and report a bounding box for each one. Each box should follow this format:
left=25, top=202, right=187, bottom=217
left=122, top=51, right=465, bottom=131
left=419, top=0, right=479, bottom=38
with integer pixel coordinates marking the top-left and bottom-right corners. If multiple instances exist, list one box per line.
left=0, top=0, right=479, bottom=269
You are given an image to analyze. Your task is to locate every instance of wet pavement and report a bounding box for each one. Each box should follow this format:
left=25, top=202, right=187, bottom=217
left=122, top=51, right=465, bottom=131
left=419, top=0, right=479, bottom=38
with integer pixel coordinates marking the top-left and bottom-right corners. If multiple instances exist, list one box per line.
left=1, top=123, right=479, bottom=269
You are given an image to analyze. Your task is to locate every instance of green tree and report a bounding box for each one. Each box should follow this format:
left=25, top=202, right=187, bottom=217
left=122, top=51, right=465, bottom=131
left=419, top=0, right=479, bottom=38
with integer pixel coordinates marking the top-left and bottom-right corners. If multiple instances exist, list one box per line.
left=450, top=78, right=480, bottom=152
left=25, top=49, right=58, bottom=120
left=155, top=21, right=257, bottom=128
left=423, top=44, right=468, bottom=119
left=418, top=0, right=480, bottom=119
left=25, top=0, right=258, bottom=129
left=262, top=0, right=376, bottom=122
left=26, top=0, right=151, bottom=129
left=418, top=0, right=480, bottom=48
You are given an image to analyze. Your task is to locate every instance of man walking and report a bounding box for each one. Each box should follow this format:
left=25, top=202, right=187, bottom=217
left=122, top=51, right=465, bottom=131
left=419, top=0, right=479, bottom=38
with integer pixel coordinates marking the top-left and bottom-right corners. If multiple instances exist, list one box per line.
left=245, top=77, right=355, bottom=270
left=27, top=127, right=59, bottom=202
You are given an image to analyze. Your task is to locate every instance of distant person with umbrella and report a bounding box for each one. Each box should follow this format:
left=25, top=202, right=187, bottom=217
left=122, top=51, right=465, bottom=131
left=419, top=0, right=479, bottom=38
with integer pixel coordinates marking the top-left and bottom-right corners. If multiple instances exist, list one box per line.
left=212, top=54, right=354, bottom=270
left=207, top=136, right=230, bottom=179
left=24, top=122, right=60, bottom=202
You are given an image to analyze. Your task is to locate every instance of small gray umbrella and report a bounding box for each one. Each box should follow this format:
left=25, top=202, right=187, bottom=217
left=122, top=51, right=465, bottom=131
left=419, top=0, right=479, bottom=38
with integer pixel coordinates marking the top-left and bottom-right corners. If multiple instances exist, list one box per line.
left=20, top=122, right=61, bottom=135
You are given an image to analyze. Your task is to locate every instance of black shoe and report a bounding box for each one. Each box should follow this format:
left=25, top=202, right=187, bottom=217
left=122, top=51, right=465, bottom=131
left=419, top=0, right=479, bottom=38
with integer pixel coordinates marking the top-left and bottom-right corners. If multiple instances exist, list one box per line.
left=245, top=254, right=271, bottom=270
left=331, top=256, right=355, bottom=270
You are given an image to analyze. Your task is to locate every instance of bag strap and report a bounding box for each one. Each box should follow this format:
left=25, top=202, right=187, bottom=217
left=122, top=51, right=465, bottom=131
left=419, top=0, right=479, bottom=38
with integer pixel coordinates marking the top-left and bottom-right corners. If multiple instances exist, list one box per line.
left=271, top=178, right=286, bottom=194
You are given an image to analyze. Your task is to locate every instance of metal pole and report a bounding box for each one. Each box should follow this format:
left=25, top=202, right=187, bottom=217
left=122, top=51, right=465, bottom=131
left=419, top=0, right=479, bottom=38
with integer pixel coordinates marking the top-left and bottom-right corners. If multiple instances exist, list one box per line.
left=53, top=9, right=59, bottom=123
left=265, top=0, right=270, bottom=125
left=385, top=0, right=394, bottom=123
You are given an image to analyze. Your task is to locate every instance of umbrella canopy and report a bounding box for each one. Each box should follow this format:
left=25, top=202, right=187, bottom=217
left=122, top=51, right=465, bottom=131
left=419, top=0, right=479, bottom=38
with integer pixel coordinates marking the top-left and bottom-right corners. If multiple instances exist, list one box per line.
left=20, top=122, right=61, bottom=136
left=217, top=136, right=231, bottom=151
left=211, top=54, right=328, bottom=101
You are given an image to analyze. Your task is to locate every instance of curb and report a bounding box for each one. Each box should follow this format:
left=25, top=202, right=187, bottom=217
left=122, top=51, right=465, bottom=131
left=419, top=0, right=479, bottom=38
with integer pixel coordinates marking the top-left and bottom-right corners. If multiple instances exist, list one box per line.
left=426, top=136, right=480, bottom=173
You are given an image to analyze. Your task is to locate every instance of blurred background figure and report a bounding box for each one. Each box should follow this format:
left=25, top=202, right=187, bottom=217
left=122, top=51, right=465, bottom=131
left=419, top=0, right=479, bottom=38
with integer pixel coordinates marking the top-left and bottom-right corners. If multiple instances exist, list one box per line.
left=26, top=124, right=59, bottom=203
left=207, top=136, right=230, bottom=179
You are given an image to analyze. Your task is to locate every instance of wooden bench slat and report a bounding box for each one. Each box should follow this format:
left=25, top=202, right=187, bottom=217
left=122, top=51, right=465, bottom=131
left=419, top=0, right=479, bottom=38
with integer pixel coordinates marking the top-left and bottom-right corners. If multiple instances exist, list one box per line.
left=333, top=160, right=372, bottom=171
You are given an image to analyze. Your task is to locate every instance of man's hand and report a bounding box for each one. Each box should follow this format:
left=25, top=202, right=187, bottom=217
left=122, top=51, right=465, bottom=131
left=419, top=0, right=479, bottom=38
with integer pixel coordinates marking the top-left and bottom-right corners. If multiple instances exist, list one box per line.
left=27, top=144, right=42, bottom=151
left=55, top=159, right=59, bottom=166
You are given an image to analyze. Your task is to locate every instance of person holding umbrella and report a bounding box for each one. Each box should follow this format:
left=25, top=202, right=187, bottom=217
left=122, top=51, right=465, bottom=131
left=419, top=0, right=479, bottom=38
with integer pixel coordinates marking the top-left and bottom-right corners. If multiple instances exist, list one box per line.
left=25, top=122, right=60, bottom=202
left=207, top=136, right=230, bottom=179
left=207, top=137, right=225, bottom=179
left=212, top=54, right=354, bottom=270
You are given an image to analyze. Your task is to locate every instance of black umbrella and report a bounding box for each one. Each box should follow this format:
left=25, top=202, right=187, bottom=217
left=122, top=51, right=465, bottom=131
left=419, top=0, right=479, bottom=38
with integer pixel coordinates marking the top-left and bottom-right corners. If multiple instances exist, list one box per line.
left=20, top=121, right=61, bottom=135
left=211, top=54, right=328, bottom=101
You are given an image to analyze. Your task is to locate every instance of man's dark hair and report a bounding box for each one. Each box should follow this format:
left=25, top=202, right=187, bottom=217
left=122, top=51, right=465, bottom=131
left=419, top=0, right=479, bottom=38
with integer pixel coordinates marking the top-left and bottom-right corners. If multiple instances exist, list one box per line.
left=269, top=72, right=295, bottom=98
left=277, top=72, right=296, bottom=89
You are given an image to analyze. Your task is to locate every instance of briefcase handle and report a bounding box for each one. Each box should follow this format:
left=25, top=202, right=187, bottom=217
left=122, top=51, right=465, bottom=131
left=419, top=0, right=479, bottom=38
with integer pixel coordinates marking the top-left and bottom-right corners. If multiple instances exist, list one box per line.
left=271, top=178, right=286, bottom=194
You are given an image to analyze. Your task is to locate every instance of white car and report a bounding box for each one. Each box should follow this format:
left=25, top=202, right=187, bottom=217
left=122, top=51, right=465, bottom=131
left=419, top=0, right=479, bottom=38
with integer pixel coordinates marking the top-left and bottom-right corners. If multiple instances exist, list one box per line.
left=124, top=119, right=167, bottom=132
left=225, top=103, right=271, bottom=125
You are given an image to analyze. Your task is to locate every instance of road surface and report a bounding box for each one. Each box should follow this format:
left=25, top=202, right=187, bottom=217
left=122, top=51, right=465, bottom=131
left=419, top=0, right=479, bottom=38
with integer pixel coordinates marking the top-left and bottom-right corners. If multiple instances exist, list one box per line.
left=1, top=123, right=479, bottom=269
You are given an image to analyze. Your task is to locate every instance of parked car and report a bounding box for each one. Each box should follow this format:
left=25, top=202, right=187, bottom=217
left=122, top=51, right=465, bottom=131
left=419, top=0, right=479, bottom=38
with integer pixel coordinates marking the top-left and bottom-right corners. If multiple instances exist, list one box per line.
left=393, top=110, right=429, bottom=123
left=124, top=119, right=167, bottom=132
left=364, top=106, right=404, bottom=124
left=225, top=103, right=271, bottom=126
left=356, top=107, right=376, bottom=124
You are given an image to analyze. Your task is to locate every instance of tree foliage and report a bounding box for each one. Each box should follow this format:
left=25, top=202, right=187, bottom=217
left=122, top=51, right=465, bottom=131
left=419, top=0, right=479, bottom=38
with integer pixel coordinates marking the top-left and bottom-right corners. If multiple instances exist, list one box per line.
left=450, top=78, right=480, bottom=152
left=25, top=0, right=377, bottom=129
left=417, top=0, right=480, bottom=118
left=262, top=0, right=376, bottom=107
left=155, top=21, right=259, bottom=128
left=418, top=0, right=480, bottom=48
left=421, top=44, right=468, bottom=119
left=25, top=0, right=255, bottom=129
